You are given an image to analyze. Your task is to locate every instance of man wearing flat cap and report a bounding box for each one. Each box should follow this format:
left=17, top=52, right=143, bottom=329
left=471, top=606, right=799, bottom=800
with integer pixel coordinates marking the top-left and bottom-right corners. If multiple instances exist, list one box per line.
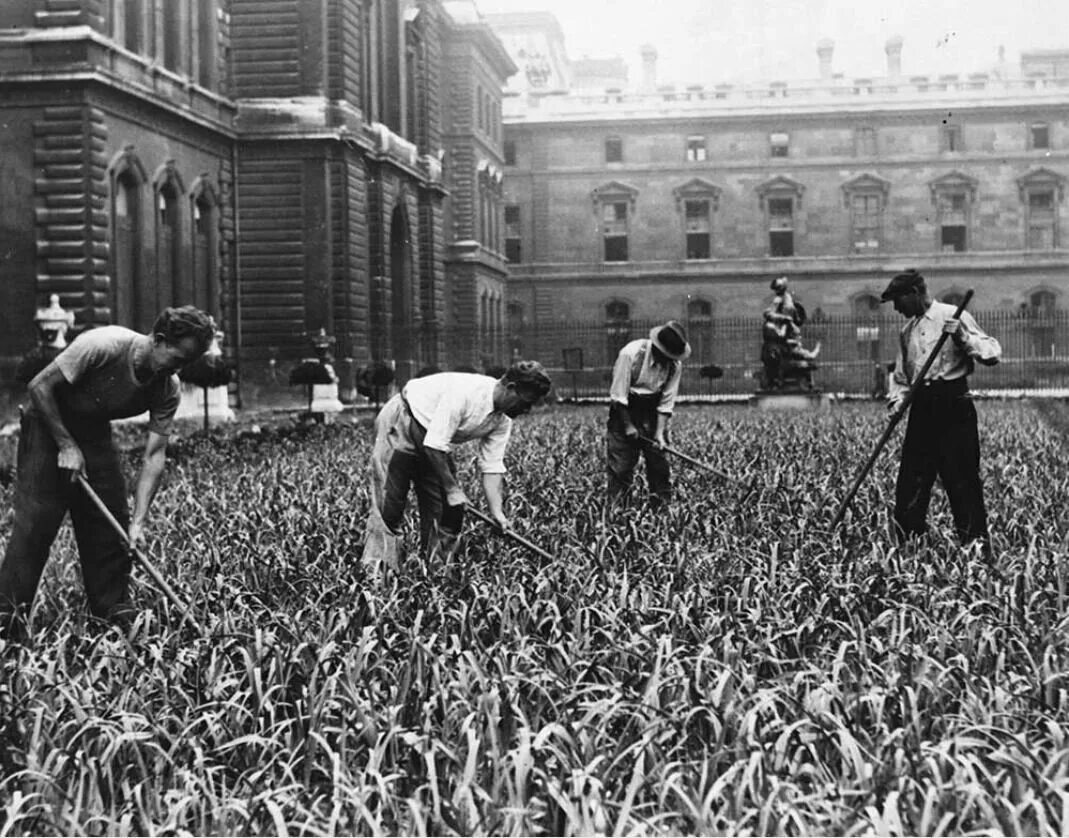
left=881, top=269, right=1001, bottom=555
left=606, top=320, right=691, bottom=508
left=361, top=360, right=553, bottom=580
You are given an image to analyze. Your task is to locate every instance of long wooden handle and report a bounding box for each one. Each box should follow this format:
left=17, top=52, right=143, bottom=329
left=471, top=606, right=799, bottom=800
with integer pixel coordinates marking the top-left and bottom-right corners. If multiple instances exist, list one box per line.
left=830, top=289, right=974, bottom=531
left=466, top=505, right=555, bottom=562
left=76, top=475, right=207, bottom=637
left=638, top=436, right=737, bottom=482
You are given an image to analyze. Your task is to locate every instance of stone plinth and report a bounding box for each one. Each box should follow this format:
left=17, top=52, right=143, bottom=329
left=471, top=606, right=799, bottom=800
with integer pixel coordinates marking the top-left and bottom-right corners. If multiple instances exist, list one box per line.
left=750, top=390, right=829, bottom=410
left=176, top=382, right=234, bottom=424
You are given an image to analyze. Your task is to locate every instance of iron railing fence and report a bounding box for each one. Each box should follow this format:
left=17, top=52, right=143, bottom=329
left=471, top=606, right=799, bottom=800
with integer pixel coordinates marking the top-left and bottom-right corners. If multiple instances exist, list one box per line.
left=385, top=310, right=1069, bottom=397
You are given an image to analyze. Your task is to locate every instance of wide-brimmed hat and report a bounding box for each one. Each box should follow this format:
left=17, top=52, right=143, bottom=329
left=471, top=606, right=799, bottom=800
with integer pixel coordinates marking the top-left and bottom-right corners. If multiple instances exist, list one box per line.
left=649, top=320, right=691, bottom=361
left=880, top=269, right=927, bottom=302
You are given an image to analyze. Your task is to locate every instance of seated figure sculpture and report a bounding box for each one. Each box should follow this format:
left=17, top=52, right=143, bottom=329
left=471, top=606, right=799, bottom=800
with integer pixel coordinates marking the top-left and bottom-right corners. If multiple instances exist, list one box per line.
left=760, top=277, right=821, bottom=391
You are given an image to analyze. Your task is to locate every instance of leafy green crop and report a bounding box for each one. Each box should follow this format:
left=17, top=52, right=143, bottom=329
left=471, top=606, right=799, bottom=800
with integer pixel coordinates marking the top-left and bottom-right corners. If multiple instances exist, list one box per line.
left=0, top=402, right=1067, bottom=836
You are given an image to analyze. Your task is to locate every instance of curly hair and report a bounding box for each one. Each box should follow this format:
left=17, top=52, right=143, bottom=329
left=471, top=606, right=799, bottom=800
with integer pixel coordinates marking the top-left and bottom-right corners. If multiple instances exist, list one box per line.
left=152, top=306, right=216, bottom=354
left=503, top=359, right=552, bottom=398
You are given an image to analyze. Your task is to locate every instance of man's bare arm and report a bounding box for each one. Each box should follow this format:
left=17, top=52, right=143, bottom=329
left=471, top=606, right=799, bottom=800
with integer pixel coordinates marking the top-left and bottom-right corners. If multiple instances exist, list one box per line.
left=28, top=363, right=84, bottom=476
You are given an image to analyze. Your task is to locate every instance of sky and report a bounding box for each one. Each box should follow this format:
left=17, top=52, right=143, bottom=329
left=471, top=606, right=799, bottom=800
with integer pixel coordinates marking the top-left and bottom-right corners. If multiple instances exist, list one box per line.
left=474, top=0, right=1068, bottom=85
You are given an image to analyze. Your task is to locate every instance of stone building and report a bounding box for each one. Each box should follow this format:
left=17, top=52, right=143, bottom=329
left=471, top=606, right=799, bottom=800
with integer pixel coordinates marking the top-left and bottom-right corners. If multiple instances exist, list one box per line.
left=0, top=0, right=513, bottom=402
left=489, top=15, right=1069, bottom=370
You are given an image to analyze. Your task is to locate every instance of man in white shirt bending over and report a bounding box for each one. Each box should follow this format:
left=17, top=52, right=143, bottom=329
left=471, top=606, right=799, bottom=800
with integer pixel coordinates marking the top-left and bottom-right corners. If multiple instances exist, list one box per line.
left=361, top=360, right=552, bottom=578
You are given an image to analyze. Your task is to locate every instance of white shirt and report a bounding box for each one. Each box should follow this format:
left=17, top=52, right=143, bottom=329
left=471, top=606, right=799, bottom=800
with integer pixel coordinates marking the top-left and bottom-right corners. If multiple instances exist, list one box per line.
left=402, top=373, right=511, bottom=474
left=609, top=339, right=683, bottom=414
left=889, top=301, right=1001, bottom=401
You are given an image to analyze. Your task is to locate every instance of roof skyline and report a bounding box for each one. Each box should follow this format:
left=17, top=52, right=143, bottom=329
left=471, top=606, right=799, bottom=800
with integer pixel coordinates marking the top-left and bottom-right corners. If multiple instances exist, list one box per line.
left=476, top=0, right=1068, bottom=86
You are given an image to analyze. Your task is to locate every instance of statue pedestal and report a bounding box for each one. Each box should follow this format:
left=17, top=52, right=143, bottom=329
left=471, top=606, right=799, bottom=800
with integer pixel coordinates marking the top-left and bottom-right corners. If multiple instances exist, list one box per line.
left=751, top=390, right=829, bottom=410
left=176, top=382, right=234, bottom=424
left=309, top=383, right=344, bottom=422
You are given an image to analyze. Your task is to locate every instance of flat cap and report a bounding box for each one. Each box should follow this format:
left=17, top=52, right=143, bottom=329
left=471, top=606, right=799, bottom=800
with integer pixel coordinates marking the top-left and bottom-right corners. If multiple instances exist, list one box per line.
left=880, top=269, right=926, bottom=302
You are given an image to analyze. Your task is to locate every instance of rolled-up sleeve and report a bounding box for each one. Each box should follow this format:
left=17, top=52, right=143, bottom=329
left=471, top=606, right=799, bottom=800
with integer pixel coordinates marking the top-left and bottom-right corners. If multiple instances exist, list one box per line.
left=147, top=376, right=181, bottom=436
left=477, top=419, right=511, bottom=474
left=609, top=346, right=634, bottom=405
left=658, top=362, right=682, bottom=414
left=959, top=311, right=1001, bottom=366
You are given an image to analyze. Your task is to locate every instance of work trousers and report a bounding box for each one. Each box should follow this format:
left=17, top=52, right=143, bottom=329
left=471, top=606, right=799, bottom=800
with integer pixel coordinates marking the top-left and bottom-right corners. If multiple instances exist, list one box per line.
left=606, top=395, right=672, bottom=507
left=0, top=410, right=132, bottom=629
left=361, top=395, right=462, bottom=578
left=894, top=378, right=990, bottom=549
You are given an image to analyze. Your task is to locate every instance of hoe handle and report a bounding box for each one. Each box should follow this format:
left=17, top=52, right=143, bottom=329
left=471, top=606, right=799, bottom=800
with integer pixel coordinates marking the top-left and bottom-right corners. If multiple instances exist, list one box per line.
left=831, top=289, right=974, bottom=531
left=639, top=436, right=736, bottom=482
left=466, top=505, right=555, bottom=562
left=76, top=474, right=208, bottom=638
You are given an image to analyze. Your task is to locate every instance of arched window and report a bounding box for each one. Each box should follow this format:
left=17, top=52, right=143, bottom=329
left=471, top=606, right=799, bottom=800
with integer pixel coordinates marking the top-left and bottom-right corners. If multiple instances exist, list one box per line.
left=191, top=186, right=218, bottom=317
left=156, top=181, right=182, bottom=313
left=604, top=300, right=631, bottom=362
left=111, top=171, right=141, bottom=328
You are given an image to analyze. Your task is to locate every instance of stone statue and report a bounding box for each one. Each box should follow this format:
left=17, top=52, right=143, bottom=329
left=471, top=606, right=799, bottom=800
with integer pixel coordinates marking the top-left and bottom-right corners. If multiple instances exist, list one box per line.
left=15, top=294, right=75, bottom=384
left=760, top=277, right=821, bottom=391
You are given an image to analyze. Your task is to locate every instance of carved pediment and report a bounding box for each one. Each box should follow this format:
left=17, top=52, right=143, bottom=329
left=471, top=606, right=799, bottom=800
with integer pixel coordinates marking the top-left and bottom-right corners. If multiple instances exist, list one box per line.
left=591, top=180, right=639, bottom=210
left=672, top=178, right=722, bottom=209
left=1017, top=167, right=1066, bottom=202
left=755, top=174, right=805, bottom=209
left=928, top=170, right=978, bottom=204
left=841, top=173, right=891, bottom=207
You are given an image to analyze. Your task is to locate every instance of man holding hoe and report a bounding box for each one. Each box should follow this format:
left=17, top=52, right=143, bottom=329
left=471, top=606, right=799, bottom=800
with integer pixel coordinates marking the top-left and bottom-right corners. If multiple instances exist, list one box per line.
left=0, top=306, right=215, bottom=640
left=361, top=360, right=553, bottom=580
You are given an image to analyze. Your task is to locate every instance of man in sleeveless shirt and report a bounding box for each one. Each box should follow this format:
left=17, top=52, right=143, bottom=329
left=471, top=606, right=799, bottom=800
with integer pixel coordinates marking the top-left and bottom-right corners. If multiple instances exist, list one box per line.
left=0, top=306, right=214, bottom=639
left=606, top=320, right=691, bottom=508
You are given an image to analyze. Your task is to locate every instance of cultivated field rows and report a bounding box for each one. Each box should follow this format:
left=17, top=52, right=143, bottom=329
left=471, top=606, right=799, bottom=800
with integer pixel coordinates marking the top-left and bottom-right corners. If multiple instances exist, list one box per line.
left=1, top=402, right=1068, bottom=836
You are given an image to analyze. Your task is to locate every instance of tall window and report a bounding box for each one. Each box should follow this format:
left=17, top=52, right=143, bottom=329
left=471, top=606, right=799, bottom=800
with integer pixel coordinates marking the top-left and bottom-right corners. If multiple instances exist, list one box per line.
left=941, top=123, right=963, bottom=152
left=163, top=0, right=184, bottom=73
left=1027, top=191, right=1057, bottom=249
left=123, top=0, right=142, bottom=53
left=686, top=136, right=707, bottom=162
left=684, top=200, right=711, bottom=259
left=770, top=132, right=789, bottom=158
left=768, top=198, right=794, bottom=256
left=1030, top=122, right=1049, bottom=150
left=939, top=193, right=969, bottom=251
left=504, top=204, right=522, bottom=263
left=111, top=171, right=141, bottom=328
left=157, top=184, right=181, bottom=312
left=604, top=300, right=631, bottom=362
left=360, top=1, right=375, bottom=122
left=605, top=136, right=623, bottom=163
left=197, top=0, right=216, bottom=87
left=504, top=139, right=516, bottom=166
left=192, top=193, right=216, bottom=316
left=602, top=202, right=629, bottom=261
left=851, top=194, right=882, bottom=252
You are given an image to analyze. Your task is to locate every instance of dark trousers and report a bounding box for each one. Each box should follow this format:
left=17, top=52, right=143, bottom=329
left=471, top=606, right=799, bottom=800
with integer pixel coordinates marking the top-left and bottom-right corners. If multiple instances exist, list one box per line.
left=0, top=411, right=132, bottom=627
left=606, top=397, right=672, bottom=507
left=894, top=379, right=989, bottom=548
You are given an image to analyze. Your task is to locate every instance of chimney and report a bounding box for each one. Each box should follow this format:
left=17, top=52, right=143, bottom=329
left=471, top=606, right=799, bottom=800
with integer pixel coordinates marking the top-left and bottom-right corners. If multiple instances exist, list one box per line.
left=885, top=35, right=903, bottom=78
left=640, top=43, right=657, bottom=90
left=816, top=39, right=834, bottom=80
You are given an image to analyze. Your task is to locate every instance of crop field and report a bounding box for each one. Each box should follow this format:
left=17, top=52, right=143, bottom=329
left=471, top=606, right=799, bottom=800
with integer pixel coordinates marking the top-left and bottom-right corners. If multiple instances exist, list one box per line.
left=1, top=400, right=1069, bottom=836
